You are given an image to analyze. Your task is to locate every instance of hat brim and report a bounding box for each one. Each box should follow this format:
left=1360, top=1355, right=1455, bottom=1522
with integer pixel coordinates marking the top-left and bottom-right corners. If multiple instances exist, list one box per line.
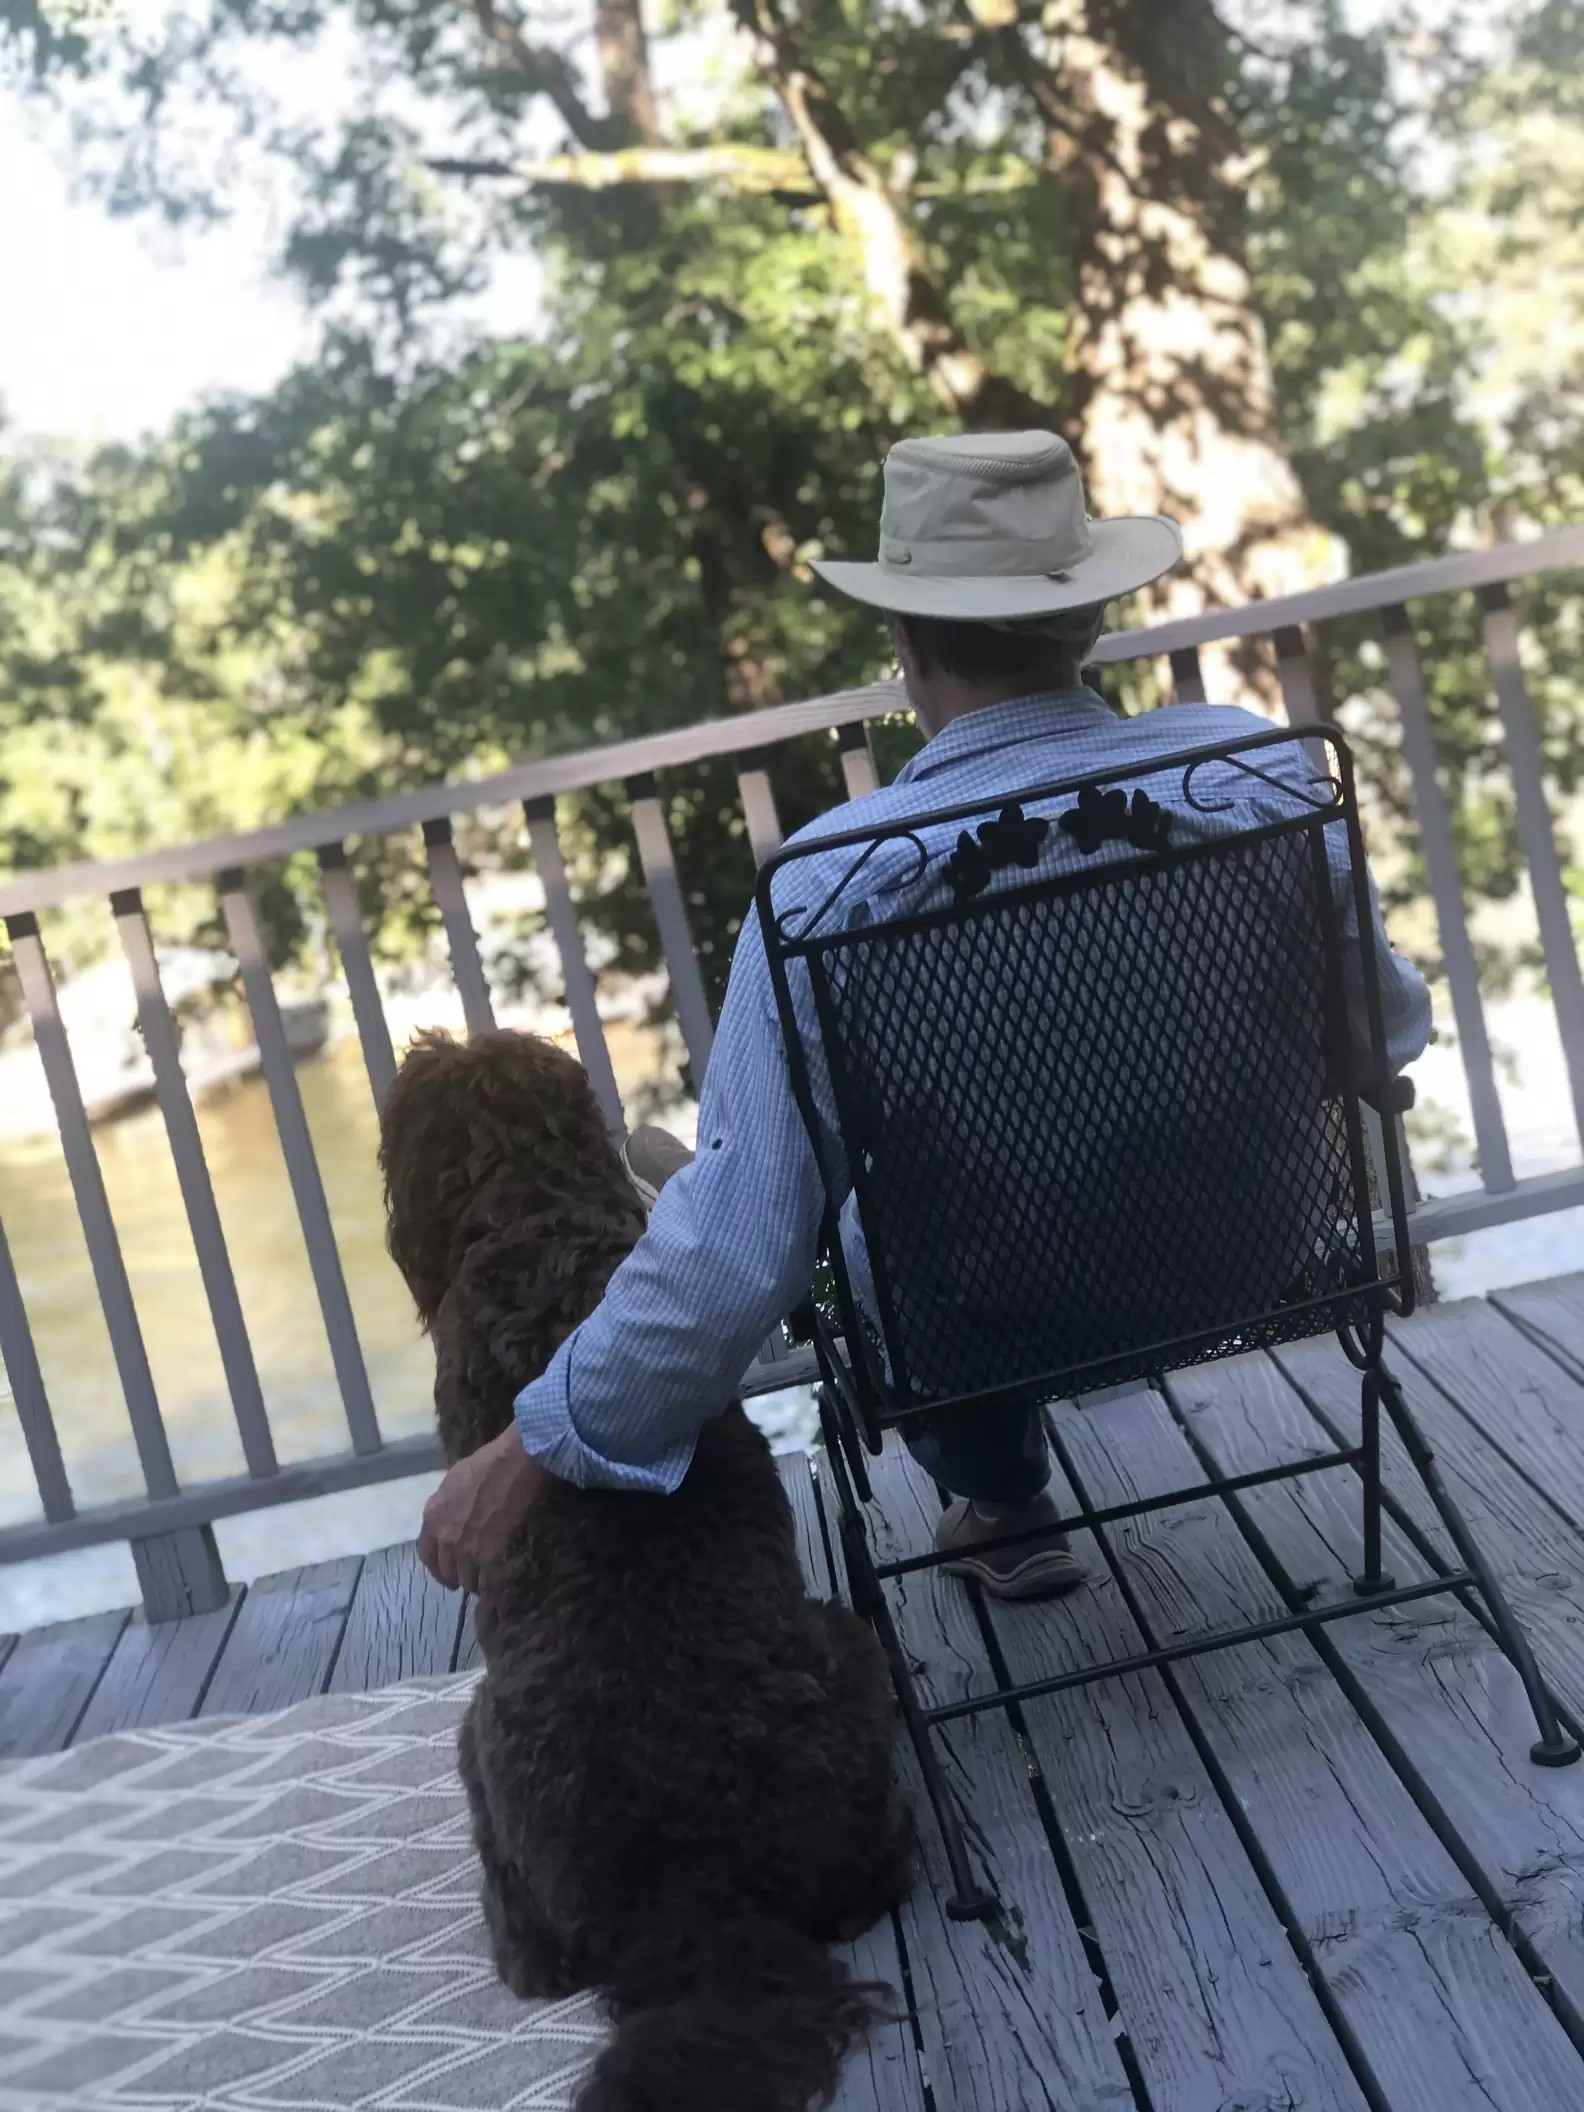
left=809, top=514, right=1183, bottom=620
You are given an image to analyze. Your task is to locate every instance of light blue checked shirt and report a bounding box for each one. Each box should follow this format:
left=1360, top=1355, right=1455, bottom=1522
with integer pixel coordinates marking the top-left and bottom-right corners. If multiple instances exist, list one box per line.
left=514, top=690, right=1432, bottom=1492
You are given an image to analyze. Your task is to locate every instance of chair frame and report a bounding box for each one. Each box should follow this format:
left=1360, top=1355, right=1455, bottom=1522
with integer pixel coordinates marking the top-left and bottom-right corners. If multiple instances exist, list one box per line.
left=757, top=724, right=1579, bottom=1921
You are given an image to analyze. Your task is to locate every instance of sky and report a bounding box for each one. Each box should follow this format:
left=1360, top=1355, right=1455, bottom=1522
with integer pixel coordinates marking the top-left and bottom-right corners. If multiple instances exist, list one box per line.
left=0, top=0, right=1443, bottom=450
left=0, top=112, right=315, bottom=444
left=0, top=3, right=730, bottom=449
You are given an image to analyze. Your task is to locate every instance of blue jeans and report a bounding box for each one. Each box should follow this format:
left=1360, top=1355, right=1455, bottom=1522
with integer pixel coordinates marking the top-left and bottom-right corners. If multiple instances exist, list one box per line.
left=904, top=1403, right=1052, bottom=1506
left=841, top=1210, right=1052, bottom=1505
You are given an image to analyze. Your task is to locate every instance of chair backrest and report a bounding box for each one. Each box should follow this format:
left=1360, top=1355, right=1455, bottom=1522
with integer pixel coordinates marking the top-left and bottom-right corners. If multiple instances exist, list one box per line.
left=760, top=727, right=1404, bottom=1414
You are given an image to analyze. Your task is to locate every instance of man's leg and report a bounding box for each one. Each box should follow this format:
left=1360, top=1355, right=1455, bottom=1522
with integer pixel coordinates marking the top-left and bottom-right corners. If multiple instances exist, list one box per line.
left=622, top=1125, right=694, bottom=1209
left=908, top=1406, right=1087, bottom=1602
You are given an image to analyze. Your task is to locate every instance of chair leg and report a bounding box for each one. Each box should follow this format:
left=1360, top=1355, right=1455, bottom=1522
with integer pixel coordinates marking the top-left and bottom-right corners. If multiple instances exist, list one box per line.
left=1376, top=1362, right=1580, bottom=1769
left=814, top=1367, right=873, bottom=1506
left=849, top=1518, right=997, bottom=1923
left=821, top=1390, right=871, bottom=1507
left=819, top=1417, right=996, bottom=1921
left=1352, top=1366, right=1397, bottom=1597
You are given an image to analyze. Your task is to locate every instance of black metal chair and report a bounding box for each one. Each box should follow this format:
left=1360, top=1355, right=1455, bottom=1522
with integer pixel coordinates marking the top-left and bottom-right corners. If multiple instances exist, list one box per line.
left=756, top=723, right=1578, bottom=1921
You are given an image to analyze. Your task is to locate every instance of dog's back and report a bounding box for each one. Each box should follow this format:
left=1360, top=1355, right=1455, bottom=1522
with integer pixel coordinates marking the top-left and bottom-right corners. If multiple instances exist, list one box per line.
left=473, top=1404, right=909, bottom=2112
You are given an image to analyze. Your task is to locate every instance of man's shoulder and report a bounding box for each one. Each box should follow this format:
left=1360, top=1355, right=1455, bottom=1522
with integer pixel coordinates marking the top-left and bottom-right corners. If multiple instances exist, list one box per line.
left=1119, top=700, right=1276, bottom=752
left=782, top=782, right=912, bottom=853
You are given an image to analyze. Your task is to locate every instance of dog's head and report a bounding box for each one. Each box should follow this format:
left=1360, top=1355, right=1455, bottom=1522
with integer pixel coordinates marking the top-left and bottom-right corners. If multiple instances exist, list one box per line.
left=379, top=1027, right=634, bottom=1329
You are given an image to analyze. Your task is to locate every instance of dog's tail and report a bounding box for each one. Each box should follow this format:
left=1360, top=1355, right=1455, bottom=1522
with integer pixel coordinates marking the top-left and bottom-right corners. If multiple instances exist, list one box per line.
left=574, top=1900, right=892, bottom=2112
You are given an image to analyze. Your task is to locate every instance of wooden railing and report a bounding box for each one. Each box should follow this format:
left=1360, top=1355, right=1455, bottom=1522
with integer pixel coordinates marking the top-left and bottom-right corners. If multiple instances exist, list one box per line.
left=3, top=526, right=1583, bottom=1617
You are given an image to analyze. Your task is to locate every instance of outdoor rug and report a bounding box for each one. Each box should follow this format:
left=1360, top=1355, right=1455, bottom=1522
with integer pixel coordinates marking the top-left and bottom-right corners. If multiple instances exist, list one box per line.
left=0, top=1672, right=607, bottom=2110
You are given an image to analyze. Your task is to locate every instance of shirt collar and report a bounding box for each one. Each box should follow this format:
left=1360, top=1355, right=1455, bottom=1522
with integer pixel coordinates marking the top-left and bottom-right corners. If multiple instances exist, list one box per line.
left=894, top=686, right=1118, bottom=787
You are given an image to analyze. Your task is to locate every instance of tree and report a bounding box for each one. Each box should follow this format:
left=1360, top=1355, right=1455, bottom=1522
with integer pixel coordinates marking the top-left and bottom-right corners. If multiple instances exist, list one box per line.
left=2, top=1, right=1580, bottom=1091
left=2, top=2, right=1466, bottom=690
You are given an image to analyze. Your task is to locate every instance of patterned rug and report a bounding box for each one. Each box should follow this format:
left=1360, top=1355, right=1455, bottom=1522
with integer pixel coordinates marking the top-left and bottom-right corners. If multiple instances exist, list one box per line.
left=0, top=1673, right=608, bottom=2110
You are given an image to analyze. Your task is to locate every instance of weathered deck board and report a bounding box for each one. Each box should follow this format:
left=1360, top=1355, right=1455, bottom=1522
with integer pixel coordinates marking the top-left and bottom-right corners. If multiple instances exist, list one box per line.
left=779, top=1448, right=833, bottom=1604
left=199, top=1556, right=363, bottom=1717
left=1272, top=1317, right=1584, bottom=1728
left=73, top=1589, right=243, bottom=1740
left=328, top=1540, right=463, bottom=1692
left=917, top=1439, right=1369, bottom=2112
left=10, top=1291, right=1584, bottom=2107
left=1173, top=1348, right=1584, bottom=2034
left=0, top=1608, right=129, bottom=1757
left=1492, top=1272, right=1584, bottom=1386
left=776, top=1452, right=927, bottom=2112
left=1391, top=1298, right=1584, bottom=1528
left=1061, top=1381, right=1584, bottom=2109
left=863, top=1448, right=1136, bottom=2112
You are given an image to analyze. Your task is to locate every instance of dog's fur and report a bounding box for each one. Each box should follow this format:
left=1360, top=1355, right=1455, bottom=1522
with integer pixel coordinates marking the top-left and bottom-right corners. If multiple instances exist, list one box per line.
left=380, top=1028, right=911, bottom=2112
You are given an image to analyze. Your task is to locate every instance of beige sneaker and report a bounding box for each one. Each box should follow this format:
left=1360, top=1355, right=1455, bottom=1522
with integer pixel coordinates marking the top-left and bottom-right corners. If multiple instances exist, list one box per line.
left=621, top=1125, right=695, bottom=1211
left=935, top=1494, right=1087, bottom=1601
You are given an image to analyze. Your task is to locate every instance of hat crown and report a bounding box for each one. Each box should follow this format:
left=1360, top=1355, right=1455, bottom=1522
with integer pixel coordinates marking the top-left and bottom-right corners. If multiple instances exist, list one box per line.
left=878, top=430, right=1093, bottom=580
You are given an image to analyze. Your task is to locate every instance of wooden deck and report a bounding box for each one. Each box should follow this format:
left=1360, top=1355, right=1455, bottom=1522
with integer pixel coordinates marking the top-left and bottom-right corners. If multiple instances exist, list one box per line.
left=5, top=1276, right=1584, bottom=2110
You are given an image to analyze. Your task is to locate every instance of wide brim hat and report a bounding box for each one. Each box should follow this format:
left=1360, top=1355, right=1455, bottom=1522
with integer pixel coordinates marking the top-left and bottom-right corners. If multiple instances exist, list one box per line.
left=811, top=430, right=1182, bottom=621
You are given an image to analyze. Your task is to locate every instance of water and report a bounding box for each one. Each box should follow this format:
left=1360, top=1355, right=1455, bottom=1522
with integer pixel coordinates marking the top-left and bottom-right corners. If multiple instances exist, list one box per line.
left=0, top=1038, right=440, bottom=1626
left=1, top=990, right=1579, bottom=1631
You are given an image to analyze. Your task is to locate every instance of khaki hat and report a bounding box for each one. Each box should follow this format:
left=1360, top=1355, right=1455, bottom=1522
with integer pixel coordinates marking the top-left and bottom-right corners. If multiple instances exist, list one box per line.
left=811, top=430, right=1182, bottom=621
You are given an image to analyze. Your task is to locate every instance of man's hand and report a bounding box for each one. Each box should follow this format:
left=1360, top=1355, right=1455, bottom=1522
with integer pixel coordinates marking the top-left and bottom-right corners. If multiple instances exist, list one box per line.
left=418, top=1424, right=551, bottom=1595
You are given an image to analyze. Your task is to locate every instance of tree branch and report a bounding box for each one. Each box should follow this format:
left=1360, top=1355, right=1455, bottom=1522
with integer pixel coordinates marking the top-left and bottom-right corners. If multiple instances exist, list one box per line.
left=595, top=0, right=661, bottom=146
left=426, top=143, right=819, bottom=199
left=727, top=0, right=1045, bottom=426
left=426, top=144, right=1035, bottom=203
left=464, top=0, right=615, bottom=149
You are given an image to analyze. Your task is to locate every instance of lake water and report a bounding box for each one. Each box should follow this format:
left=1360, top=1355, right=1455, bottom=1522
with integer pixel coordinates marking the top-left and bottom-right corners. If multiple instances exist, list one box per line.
left=1, top=994, right=1579, bottom=1630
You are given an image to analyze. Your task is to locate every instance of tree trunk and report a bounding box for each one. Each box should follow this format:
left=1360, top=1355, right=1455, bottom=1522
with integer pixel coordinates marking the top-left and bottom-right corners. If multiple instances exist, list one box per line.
left=994, top=1, right=1331, bottom=706
left=595, top=1, right=661, bottom=145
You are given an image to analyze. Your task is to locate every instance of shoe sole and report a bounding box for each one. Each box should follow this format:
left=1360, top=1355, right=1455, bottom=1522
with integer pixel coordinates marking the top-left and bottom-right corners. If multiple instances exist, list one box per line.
left=942, top=1553, right=1088, bottom=1603
left=620, top=1143, right=661, bottom=1213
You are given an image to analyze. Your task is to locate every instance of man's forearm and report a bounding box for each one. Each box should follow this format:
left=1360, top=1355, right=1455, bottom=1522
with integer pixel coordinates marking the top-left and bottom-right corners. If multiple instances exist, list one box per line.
left=513, top=1102, right=825, bottom=1490
left=514, top=1223, right=797, bottom=1490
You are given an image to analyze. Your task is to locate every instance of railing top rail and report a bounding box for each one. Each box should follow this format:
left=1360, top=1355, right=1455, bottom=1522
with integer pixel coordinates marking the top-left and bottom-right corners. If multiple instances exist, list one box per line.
left=2, top=525, right=1581, bottom=921
left=1091, top=523, right=1584, bottom=659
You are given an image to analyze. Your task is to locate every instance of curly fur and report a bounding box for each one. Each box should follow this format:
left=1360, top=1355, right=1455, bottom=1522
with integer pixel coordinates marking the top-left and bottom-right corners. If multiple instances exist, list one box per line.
left=380, top=1029, right=912, bottom=2112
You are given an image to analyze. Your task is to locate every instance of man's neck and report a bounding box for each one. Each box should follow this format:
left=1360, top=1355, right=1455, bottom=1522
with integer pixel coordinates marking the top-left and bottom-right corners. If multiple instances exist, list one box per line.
left=921, top=668, right=1087, bottom=737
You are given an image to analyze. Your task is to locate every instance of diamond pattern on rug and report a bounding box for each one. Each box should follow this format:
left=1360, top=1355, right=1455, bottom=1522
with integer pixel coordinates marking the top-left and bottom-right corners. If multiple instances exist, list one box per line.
left=0, top=1674, right=607, bottom=2111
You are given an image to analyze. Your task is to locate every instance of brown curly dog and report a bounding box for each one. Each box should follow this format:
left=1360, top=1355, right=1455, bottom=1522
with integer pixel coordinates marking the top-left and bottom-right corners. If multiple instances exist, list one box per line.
left=379, top=1028, right=911, bottom=2112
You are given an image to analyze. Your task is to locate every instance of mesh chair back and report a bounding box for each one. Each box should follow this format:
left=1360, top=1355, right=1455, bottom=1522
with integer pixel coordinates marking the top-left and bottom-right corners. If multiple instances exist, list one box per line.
left=762, top=730, right=1399, bottom=1416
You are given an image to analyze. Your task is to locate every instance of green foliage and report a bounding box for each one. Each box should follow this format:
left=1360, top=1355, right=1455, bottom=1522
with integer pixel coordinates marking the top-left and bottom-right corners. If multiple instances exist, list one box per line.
left=0, top=0, right=1581, bottom=1062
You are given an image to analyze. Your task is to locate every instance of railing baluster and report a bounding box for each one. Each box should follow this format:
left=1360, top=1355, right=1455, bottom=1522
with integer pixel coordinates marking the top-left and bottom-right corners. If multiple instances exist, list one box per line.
left=1275, top=625, right=1320, bottom=720
left=1381, top=606, right=1516, bottom=1193
left=626, top=774, right=716, bottom=1086
left=4, top=913, right=180, bottom=1499
left=0, top=1207, right=74, bottom=1524
left=522, top=799, right=624, bottom=1132
left=735, top=754, right=785, bottom=866
left=422, top=817, right=495, bottom=1035
left=316, top=844, right=397, bottom=1111
left=1480, top=584, right=1584, bottom=1154
left=217, top=871, right=383, bottom=1456
left=837, top=722, right=879, bottom=800
left=112, top=888, right=276, bottom=1480
left=1170, top=646, right=1207, bottom=704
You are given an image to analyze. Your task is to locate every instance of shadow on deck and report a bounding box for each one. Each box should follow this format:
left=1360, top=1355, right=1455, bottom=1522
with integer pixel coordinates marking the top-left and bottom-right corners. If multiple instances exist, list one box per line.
left=5, top=1277, right=1584, bottom=2111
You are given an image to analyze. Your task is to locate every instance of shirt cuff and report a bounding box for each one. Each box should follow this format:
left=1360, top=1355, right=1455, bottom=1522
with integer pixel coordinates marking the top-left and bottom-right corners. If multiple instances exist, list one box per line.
left=512, top=1349, right=697, bottom=1496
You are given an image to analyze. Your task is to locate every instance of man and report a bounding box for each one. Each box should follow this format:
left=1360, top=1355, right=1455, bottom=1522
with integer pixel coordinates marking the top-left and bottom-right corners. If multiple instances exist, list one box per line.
left=418, top=431, right=1431, bottom=1601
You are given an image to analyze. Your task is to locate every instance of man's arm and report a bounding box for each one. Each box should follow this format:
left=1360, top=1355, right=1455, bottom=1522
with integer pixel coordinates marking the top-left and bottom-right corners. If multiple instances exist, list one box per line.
left=1332, top=857, right=1433, bottom=1077
left=512, top=918, right=831, bottom=1492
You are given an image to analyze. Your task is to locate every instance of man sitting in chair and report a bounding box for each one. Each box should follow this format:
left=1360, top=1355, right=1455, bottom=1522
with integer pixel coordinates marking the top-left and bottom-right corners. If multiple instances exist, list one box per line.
left=418, top=431, right=1432, bottom=1603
